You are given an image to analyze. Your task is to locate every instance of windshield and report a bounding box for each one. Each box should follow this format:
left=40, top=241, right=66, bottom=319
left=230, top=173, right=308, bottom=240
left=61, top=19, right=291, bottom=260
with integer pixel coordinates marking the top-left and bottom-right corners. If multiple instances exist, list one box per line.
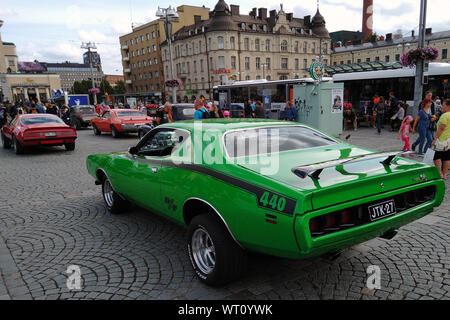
left=20, top=116, right=64, bottom=125
left=117, top=111, right=146, bottom=117
left=224, top=126, right=338, bottom=158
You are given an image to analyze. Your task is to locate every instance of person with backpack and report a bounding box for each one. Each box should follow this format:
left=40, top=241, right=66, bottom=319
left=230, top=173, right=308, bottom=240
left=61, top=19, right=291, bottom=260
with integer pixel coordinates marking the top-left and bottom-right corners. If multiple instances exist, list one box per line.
left=0, top=105, right=6, bottom=128
left=194, top=99, right=210, bottom=120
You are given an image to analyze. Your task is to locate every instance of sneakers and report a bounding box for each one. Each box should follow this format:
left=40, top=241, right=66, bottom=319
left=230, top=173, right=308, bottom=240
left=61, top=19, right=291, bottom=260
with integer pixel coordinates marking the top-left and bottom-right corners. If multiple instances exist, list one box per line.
left=411, top=143, right=417, bottom=152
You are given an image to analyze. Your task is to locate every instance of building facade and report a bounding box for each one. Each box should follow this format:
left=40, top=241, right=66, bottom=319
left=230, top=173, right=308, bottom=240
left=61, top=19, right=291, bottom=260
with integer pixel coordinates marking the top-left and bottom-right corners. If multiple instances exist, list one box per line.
left=161, top=0, right=331, bottom=102
left=42, top=62, right=104, bottom=93
left=119, top=5, right=210, bottom=102
left=0, top=20, right=18, bottom=74
left=331, top=29, right=450, bottom=66
left=105, top=74, right=124, bottom=87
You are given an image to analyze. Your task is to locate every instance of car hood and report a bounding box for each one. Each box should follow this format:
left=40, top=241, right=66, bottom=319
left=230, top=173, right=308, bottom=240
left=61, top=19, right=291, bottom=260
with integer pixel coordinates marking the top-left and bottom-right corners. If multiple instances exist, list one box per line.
left=237, top=144, right=441, bottom=210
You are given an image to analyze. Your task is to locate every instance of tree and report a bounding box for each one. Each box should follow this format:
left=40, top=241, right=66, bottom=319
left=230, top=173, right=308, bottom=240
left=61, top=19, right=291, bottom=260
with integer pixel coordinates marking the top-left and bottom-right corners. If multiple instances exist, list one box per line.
left=113, top=81, right=126, bottom=95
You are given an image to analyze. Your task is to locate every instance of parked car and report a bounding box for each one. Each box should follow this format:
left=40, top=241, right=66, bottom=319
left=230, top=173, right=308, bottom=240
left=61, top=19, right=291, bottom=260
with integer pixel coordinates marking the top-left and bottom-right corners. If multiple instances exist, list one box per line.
left=137, top=104, right=195, bottom=139
left=1, top=114, right=77, bottom=154
left=90, top=109, right=152, bottom=138
left=86, top=120, right=445, bottom=286
left=70, top=105, right=98, bottom=130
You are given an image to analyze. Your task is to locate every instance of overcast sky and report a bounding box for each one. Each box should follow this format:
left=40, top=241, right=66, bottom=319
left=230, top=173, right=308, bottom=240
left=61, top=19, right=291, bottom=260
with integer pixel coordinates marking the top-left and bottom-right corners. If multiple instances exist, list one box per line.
left=1, top=0, right=449, bottom=75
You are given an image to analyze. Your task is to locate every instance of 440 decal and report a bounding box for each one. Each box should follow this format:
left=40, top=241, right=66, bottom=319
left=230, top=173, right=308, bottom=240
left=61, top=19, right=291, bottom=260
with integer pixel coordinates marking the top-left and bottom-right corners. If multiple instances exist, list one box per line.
left=256, top=191, right=296, bottom=216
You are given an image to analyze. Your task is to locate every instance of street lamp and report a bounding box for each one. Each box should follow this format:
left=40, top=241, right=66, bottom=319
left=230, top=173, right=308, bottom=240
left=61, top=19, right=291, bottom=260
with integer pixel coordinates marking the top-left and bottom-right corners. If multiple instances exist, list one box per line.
left=156, top=6, right=178, bottom=104
left=81, top=42, right=98, bottom=104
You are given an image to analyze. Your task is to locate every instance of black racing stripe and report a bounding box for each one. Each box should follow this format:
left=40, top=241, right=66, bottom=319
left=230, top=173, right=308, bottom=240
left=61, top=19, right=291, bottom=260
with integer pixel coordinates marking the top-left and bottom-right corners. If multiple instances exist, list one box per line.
left=131, top=155, right=297, bottom=216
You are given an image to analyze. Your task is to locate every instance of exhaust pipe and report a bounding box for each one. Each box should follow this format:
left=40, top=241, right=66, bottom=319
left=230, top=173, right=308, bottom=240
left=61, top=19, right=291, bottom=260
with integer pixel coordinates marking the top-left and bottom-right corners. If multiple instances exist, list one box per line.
left=380, top=230, right=398, bottom=240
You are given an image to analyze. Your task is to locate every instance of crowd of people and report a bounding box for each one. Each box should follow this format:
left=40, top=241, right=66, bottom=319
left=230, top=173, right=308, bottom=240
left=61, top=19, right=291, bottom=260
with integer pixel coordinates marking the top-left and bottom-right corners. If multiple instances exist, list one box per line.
left=0, top=100, right=71, bottom=126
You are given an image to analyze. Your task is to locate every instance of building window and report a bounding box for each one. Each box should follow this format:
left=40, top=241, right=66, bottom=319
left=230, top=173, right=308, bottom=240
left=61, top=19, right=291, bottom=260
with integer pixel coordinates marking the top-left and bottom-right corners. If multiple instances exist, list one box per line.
left=185, top=44, right=189, bottom=55
left=357, top=58, right=362, bottom=63
left=153, top=44, right=157, bottom=52
left=230, top=37, right=235, bottom=49
left=443, top=49, right=448, bottom=59
left=143, top=60, right=147, bottom=67
left=281, top=40, right=288, bottom=52
left=312, top=42, right=316, bottom=54
left=347, top=60, right=351, bottom=64
left=323, top=43, right=328, bottom=54
left=136, top=37, right=139, bottom=44
left=366, top=58, right=370, bottom=62
left=244, top=38, right=249, bottom=50
left=266, top=39, right=270, bottom=51
left=199, top=40, right=202, bottom=53
left=245, top=57, right=250, bottom=70
left=385, top=55, right=390, bottom=62
left=194, top=61, right=197, bottom=73
left=303, top=59, right=308, bottom=69
left=187, top=62, right=190, bottom=73
left=141, top=35, right=144, bottom=42
left=255, top=39, right=260, bottom=51
left=218, top=36, right=224, bottom=49
left=394, top=55, right=400, bottom=62
left=148, top=59, right=152, bottom=66
left=281, top=58, right=288, bottom=69
left=200, top=59, right=204, bottom=72
left=210, top=57, right=213, bottom=69
left=155, top=72, right=159, bottom=78
left=303, top=42, right=307, bottom=53
left=246, top=76, right=250, bottom=80
left=295, top=41, right=299, bottom=53
left=142, top=48, right=145, bottom=55
left=295, top=58, right=299, bottom=70
left=323, top=59, right=328, bottom=66
left=375, top=56, right=380, bottom=62
left=146, top=33, right=150, bottom=40
left=231, top=56, right=236, bottom=69
left=152, top=31, right=155, bottom=38
left=208, top=38, right=212, bottom=49
left=218, top=56, right=225, bottom=68
left=154, top=58, right=158, bottom=65
left=256, top=57, right=261, bottom=70
left=266, top=58, right=271, bottom=69
left=130, top=39, right=134, bottom=45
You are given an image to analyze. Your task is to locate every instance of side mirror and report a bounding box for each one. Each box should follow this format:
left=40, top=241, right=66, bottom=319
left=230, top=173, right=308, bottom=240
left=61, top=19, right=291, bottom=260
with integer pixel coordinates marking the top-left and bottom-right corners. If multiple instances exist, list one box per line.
left=128, top=146, right=138, bottom=155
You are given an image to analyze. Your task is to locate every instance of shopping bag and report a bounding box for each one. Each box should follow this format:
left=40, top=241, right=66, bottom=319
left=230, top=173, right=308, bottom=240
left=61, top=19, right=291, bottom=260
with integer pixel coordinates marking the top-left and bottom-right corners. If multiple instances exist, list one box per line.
left=422, top=148, right=435, bottom=165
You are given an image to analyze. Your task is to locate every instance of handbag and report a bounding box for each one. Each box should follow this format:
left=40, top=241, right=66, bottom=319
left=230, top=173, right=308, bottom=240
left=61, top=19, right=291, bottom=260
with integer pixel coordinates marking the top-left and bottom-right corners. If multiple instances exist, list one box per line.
left=423, top=148, right=435, bottom=165
left=435, top=138, right=450, bottom=152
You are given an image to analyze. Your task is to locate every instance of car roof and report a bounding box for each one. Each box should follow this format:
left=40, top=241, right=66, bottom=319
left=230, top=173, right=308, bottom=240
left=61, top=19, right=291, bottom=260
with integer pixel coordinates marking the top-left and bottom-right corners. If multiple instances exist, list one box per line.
left=158, top=119, right=301, bottom=133
left=19, top=113, right=60, bottom=118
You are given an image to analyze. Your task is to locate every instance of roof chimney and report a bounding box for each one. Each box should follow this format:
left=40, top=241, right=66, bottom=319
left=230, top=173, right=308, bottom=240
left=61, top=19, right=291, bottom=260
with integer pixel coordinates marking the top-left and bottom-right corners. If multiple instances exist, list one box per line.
left=362, top=0, right=374, bottom=38
left=425, top=28, right=432, bottom=35
left=411, top=30, right=415, bottom=37
left=270, top=10, right=277, bottom=18
left=304, top=15, right=311, bottom=27
left=258, top=8, right=267, bottom=19
left=230, top=5, right=240, bottom=16
left=386, top=33, right=392, bottom=41
left=286, top=13, right=293, bottom=21
left=250, top=8, right=257, bottom=18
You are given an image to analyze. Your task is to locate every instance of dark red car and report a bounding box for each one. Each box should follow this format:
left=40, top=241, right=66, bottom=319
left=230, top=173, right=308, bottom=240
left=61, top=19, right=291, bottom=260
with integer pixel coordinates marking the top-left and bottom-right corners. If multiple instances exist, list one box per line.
left=1, top=114, right=77, bottom=154
left=91, top=109, right=152, bottom=138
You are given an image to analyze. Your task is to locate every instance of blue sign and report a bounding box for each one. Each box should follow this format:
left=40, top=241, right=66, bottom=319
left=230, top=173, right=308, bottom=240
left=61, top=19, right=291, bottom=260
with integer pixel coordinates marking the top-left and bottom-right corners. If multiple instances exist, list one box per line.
left=68, top=95, right=89, bottom=107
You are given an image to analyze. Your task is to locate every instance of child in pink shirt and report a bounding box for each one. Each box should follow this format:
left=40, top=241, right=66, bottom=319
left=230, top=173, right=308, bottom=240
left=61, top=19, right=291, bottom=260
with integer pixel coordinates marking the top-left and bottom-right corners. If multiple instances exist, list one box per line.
left=399, top=116, right=413, bottom=151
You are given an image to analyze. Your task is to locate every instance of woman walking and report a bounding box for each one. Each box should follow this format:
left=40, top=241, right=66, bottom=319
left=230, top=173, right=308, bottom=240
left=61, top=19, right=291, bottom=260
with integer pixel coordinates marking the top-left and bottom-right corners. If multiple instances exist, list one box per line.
left=412, top=98, right=434, bottom=155
left=432, top=99, right=450, bottom=180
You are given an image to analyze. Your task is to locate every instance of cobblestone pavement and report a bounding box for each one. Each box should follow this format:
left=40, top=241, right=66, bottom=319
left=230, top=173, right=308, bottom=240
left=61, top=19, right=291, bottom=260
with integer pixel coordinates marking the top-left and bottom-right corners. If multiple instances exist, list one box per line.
left=0, top=126, right=448, bottom=300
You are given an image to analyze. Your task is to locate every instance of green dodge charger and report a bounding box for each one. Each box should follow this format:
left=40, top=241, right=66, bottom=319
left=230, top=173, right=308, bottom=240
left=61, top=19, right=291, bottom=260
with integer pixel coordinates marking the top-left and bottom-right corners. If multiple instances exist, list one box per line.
left=86, top=120, right=445, bottom=285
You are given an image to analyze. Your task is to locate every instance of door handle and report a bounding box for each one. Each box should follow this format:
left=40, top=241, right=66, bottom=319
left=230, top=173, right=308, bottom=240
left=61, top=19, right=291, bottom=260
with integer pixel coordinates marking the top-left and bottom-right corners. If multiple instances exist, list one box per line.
left=152, top=167, right=158, bottom=173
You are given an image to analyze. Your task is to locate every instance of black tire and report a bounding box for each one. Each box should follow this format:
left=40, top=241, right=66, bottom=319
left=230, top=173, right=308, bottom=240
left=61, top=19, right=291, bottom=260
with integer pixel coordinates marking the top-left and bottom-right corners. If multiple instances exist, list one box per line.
left=1, top=132, right=11, bottom=149
left=65, top=142, right=75, bottom=151
left=111, top=126, right=120, bottom=138
left=101, top=177, right=129, bottom=214
left=12, top=136, right=24, bottom=155
left=93, top=124, right=101, bottom=136
left=187, top=214, right=248, bottom=286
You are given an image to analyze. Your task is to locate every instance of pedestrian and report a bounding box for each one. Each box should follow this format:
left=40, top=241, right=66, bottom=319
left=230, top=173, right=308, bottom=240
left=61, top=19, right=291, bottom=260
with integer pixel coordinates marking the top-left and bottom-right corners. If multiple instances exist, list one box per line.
left=223, top=110, right=231, bottom=118
left=193, top=99, right=210, bottom=120
left=254, top=101, right=266, bottom=119
left=284, top=102, right=297, bottom=121
left=0, top=104, right=6, bottom=128
left=344, top=108, right=357, bottom=131
left=412, top=98, right=434, bottom=155
left=390, top=102, right=405, bottom=131
left=359, top=101, right=373, bottom=127
left=374, top=96, right=386, bottom=134
left=35, top=102, right=45, bottom=114
left=432, top=99, right=450, bottom=179
left=387, top=91, right=399, bottom=124
left=209, top=103, right=221, bottom=118
left=399, top=115, right=414, bottom=151
left=244, top=99, right=253, bottom=119
left=422, top=91, right=436, bottom=114
left=435, top=99, right=443, bottom=117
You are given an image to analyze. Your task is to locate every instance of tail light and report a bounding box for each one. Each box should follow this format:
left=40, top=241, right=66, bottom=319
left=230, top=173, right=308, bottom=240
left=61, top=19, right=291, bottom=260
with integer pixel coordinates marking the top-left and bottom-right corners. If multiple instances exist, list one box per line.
left=339, top=209, right=355, bottom=227
left=24, top=131, right=43, bottom=138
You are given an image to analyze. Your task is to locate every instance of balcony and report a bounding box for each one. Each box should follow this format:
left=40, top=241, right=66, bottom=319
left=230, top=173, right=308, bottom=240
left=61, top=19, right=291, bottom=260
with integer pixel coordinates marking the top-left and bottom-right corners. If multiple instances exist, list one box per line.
left=124, top=68, right=131, bottom=73
left=123, top=56, right=130, bottom=62
left=121, top=45, right=129, bottom=50
left=125, top=80, right=132, bottom=84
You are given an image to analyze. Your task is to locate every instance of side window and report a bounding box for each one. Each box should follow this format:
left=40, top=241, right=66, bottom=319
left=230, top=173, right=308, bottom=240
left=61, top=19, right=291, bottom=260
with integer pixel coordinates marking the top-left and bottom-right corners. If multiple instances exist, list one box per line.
left=102, top=112, right=110, bottom=119
left=137, top=129, right=189, bottom=157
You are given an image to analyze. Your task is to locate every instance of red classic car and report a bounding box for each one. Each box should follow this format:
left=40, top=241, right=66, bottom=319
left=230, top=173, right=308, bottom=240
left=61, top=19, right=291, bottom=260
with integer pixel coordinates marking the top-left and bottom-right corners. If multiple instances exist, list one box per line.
left=91, top=109, right=152, bottom=138
left=1, top=114, right=78, bottom=154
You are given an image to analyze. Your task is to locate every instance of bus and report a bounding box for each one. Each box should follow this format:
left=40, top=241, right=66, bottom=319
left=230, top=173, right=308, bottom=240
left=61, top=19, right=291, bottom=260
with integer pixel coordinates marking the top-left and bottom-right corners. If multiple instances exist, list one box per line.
left=213, top=78, right=332, bottom=118
left=332, top=62, right=450, bottom=109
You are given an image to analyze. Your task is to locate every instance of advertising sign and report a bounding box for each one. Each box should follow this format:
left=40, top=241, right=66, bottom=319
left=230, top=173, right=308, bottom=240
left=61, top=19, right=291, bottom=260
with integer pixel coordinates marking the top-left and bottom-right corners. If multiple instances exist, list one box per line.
left=331, top=88, right=344, bottom=114
left=126, top=98, right=137, bottom=108
left=68, top=95, right=89, bottom=107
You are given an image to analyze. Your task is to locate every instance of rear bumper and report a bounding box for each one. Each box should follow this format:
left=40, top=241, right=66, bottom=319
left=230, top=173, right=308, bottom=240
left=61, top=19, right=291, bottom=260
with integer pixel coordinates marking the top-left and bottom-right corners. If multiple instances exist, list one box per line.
left=119, top=124, right=148, bottom=133
left=292, top=180, right=445, bottom=259
left=22, top=137, right=77, bottom=146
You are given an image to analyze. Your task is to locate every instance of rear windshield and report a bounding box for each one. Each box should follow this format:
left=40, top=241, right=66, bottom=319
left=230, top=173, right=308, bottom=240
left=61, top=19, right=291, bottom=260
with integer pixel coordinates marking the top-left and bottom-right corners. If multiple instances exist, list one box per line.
left=78, top=106, right=95, bottom=113
left=117, top=111, right=146, bottom=117
left=21, top=116, right=64, bottom=125
left=224, top=126, right=338, bottom=158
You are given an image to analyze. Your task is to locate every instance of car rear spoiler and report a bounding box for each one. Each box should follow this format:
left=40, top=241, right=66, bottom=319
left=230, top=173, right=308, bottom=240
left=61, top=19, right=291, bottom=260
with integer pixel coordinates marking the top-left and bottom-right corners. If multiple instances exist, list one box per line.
left=292, top=151, right=415, bottom=180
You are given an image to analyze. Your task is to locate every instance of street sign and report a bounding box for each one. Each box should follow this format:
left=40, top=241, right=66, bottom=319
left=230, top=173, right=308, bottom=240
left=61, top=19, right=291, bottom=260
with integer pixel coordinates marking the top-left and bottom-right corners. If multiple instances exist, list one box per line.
left=309, top=61, right=325, bottom=81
